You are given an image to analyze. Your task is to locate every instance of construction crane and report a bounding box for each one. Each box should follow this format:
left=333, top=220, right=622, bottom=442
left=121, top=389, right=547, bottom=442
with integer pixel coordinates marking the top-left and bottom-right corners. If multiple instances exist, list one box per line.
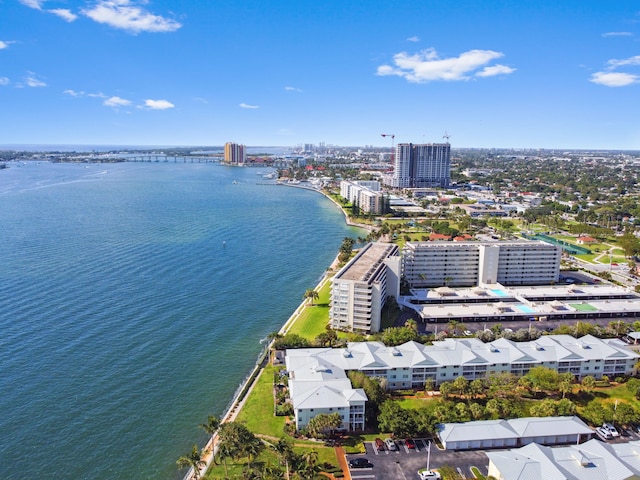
left=381, top=133, right=395, bottom=162
left=442, top=131, right=451, bottom=143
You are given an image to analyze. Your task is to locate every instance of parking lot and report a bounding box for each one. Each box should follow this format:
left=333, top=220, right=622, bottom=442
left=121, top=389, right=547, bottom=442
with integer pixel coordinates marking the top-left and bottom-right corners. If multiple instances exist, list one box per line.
left=346, top=430, right=640, bottom=479
left=346, top=438, right=489, bottom=480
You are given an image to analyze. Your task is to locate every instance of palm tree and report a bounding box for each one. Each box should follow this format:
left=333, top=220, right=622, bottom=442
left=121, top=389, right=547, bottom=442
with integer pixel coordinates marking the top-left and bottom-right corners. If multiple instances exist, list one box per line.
left=272, top=438, right=293, bottom=480
left=303, top=289, right=319, bottom=306
left=245, top=438, right=265, bottom=470
left=215, top=439, right=235, bottom=479
left=199, top=415, right=220, bottom=439
left=300, top=450, right=319, bottom=479
left=176, top=445, right=206, bottom=480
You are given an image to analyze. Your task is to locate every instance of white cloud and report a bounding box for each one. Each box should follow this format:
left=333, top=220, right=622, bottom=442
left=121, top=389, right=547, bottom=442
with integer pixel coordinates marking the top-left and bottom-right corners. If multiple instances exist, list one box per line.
left=239, top=103, right=259, bottom=109
left=0, top=77, right=9, bottom=86
left=141, top=99, right=174, bottom=109
left=82, top=0, right=182, bottom=33
left=376, top=48, right=514, bottom=83
left=607, top=55, right=640, bottom=69
left=602, top=31, right=633, bottom=37
left=476, top=64, right=516, bottom=77
left=104, top=96, right=132, bottom=107
left=64, top=89, right=85, bottom=97
left=25, top=72, right=46, bottom=87
left=284, top=86, right=302, bottom=92
left=407, top=36, right=420, bottom=42
left=590, top=54, right=640, bottom=87
left=49, top=8, right=78, bottom=22
left=0, top=40, right=15, bottom=50
left=19, top=0, right=44, bottom=10
left=590, top=71, right=639, bottom=87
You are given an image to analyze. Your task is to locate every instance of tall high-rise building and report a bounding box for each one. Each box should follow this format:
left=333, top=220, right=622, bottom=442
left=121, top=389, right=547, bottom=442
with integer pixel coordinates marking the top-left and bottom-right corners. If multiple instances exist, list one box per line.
left=224, top=142, right=246, bottom=165
left=388, top=142, right=450, bottom=188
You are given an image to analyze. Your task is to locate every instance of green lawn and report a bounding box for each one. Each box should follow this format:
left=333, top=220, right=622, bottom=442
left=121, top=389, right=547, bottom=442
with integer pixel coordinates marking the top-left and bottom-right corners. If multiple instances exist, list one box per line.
left=236, top=366, right=287, bottom=437
left=286, top=281, right=332, bottom=340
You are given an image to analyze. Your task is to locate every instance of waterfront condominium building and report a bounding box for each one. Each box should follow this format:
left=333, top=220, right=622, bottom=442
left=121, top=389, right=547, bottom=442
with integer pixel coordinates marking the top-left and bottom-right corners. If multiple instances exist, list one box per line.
left=402, top=240, right=561, bottom=287
left=339, top=180, right=385, bottom=215
left=330, top=242, right=401, bottom=333
left=387, top=142, right=451, bottom=189
left=285, top=348, right=367, bottom=432
left=224, top=142, right=246, bottom=165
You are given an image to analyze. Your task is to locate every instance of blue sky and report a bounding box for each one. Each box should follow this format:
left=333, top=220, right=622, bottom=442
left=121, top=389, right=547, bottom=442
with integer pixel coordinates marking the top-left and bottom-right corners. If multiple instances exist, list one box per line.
left=1, top=0, right=640, bottom=149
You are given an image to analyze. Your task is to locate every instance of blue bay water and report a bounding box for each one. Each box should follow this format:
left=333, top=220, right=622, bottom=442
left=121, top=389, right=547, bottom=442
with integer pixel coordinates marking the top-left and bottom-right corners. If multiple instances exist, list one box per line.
left=0, top=162, right=361, bottom=480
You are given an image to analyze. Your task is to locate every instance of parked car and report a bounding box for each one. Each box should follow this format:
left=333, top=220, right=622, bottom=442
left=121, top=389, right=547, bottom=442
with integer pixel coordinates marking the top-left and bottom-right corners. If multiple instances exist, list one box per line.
left=405, top=438, right=416, bottom=449
left=349, top=457, right=373, bottom=469
left=418, top=469, right=441, bottom=479
left=595, top=427, right=612, bottom=440
left=603, top=423, right=620, bottom=437
left=374, top=438, right=385, bottom=452
left=385, top=438, right=398, bottom=451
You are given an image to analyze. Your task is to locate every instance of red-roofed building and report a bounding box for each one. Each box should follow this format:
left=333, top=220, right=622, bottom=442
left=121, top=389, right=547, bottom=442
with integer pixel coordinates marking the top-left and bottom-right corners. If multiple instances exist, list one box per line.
left=577, top=235, right=597, bottom=244
left=430, top=233, right=451, bottom=241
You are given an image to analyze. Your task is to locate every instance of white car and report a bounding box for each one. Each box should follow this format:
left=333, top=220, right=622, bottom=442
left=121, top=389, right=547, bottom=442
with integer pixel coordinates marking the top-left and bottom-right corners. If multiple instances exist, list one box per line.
left=595, top=427, right=612, bottom=440
left=603, top=423, right=620, bottom=437
left=385, top=438, right=398, bottom=451
left=418, top=469, right=441, bottom=480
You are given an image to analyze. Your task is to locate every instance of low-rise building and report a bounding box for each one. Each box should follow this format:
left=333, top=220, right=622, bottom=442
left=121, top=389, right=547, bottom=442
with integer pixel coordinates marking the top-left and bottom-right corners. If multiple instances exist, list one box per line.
left=285, top=348, right=367, bottom=432
left=487, top=439, right=640, bottom=480
left=438, top=416, right=593, bottom=451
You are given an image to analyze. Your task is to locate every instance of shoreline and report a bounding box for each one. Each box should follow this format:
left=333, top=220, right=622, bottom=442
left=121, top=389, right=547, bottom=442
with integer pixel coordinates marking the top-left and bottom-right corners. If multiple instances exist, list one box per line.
left=184, top=183, right=372, bottom=480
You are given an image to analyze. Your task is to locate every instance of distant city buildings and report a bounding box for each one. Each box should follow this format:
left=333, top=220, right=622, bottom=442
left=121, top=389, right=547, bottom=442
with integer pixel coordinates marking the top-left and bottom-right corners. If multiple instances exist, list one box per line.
left=385, top=142, right=451, bottom=189
left=223, top=142, right=246, bottom=165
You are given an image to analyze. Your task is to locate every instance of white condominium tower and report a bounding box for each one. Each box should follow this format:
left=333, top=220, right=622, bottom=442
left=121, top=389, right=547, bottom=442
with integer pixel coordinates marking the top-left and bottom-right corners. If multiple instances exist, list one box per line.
left=330, top=243, right=401, bottom=333
left=389, top=143, right=450, bottom=188
left=402, top=240, right=562, bottom=287
left=224, top=142, right=246, bottom=165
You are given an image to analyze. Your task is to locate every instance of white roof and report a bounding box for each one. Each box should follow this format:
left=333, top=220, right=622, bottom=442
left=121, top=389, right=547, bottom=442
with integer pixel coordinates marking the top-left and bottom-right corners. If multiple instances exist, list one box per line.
left=287, top=335, right=639, bottom=377
left=488, top=439, right=640, bottom=480
left=285, top=348, right=368, bottom=411
left=438, top=417, right=592, bottom=445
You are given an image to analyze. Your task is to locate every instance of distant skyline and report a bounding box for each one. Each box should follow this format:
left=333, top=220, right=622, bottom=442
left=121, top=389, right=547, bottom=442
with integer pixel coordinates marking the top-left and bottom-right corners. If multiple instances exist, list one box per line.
left=2, top=1, right=640, bottom=149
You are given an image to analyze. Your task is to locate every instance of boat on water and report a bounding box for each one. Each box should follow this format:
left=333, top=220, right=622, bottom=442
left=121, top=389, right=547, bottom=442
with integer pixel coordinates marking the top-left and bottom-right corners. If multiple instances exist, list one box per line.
left=232, top=180, right=239, bottom=184
left=262, top=172, right=277, bottom=179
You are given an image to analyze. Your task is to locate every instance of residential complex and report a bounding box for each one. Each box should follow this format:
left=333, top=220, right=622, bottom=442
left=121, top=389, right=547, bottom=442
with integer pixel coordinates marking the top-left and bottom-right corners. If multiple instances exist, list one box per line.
left=329, top=242, right=401, bottom=333
left=402, top=240, right=562, bottom=288
left=487, top=439, right=640, bottom=480
left=339, top=180, right=385, bottom=215
left=385, top=142, right=451, bottom=189
left=223, top=142, right=246, bottom=165
left=285, top=348, right=367, bottom=432
left=284, top=336, right=638, bottom=431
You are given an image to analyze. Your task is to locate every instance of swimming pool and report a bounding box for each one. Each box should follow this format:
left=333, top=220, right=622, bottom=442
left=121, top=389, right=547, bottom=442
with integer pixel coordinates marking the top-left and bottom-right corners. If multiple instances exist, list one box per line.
left=516, top=304, right=536, bottom=313
left=491, top=289, right=509, bottom=297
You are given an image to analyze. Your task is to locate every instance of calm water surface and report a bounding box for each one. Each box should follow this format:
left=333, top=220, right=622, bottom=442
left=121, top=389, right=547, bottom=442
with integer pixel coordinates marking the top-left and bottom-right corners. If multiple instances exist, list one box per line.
left=0, top=161, right=360, bottom=479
